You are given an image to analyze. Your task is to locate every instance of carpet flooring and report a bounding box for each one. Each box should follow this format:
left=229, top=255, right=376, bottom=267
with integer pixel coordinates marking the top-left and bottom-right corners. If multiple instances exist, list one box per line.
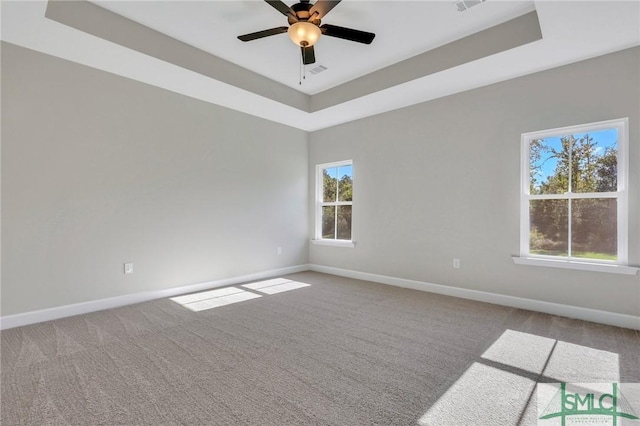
left=1, top=271, right=639, bottom=425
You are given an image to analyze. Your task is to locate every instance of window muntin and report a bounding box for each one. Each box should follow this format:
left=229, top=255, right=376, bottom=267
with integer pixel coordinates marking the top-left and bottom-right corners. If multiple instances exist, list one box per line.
left=521, top=119, right=628, bottom=264
left=316, top=161, right=353, bottom=241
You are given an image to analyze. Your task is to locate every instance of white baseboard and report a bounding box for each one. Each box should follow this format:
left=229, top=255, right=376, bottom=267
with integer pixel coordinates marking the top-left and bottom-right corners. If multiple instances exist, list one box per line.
left=309, top=264, right=640, bottom=330
left=3, top=263, right=638, bottom=331
left=0, top=264, right=309, bottom=330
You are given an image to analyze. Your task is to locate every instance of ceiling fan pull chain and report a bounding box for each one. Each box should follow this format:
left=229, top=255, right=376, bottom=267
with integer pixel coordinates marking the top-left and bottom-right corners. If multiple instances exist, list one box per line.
left=299, top=47, right=307, bottom=85
left=303, top=48, right=306, bottom=81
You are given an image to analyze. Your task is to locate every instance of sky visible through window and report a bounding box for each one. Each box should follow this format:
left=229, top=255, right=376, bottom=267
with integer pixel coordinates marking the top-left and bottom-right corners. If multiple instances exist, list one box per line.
left=533, top=129, right=617, bottom=185
left=326, top=164, right=352, bottom=180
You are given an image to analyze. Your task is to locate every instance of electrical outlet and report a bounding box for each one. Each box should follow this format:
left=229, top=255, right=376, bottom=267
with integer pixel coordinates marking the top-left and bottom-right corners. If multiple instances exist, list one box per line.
left=124, top=263, right=133, bottom=274
left=453, top=258, right=461, bottom=269
left=277, top=247, right=282, bottom=255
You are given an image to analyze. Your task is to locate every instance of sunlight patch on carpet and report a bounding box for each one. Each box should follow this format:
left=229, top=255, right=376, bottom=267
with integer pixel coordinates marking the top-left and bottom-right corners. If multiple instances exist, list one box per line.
left=242, top=278, right=310, bottom=295
left=419, top=362, right=536, bottom=425
left=170, top=278, right=311, bottom=312
left=419, top=329, right=621, bottom=425
left=170, top=287, right=261, bottom=312
left=482, top=329, right=556, bottom=374
left=543, top=341, right=619, bottom=383
left=481, top=329, right=620, bottom=383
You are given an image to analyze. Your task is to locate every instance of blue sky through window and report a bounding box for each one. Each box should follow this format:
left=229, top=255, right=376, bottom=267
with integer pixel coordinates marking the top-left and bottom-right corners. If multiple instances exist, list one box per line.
left=338, top=164, right=352, bottom=179
left=325, top=164, right=352, bottom=179
left=532, top=128, right=617, bottom=184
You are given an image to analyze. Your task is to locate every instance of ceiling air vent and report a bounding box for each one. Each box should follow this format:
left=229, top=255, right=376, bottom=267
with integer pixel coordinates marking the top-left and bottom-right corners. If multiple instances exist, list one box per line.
left=455, top=0, right=486, bottom=12
left=309, top=65, right=328, bottom=75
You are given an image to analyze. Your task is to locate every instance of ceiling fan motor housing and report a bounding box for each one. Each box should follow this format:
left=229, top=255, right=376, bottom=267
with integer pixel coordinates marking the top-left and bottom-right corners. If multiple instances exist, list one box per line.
left=288, top=2, right=321, bottom=26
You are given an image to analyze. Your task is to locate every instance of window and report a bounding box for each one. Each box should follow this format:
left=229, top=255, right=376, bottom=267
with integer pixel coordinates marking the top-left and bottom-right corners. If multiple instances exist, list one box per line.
left=518, top=118, right=633, bottom=272
left=314, top=160, right=353, bottom=246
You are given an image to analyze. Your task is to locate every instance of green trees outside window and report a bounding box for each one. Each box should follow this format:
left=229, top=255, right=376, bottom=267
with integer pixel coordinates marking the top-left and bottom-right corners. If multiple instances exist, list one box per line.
left=526, top=125, right=622, bottom=261
left=319, top=163, right=353, bottom=240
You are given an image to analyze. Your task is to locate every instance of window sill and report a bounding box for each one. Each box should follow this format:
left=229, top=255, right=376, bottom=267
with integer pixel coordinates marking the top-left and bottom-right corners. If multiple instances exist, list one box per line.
left=512, top=256, right=639, bottom=275
left=310, top=239, right=356, bottom=248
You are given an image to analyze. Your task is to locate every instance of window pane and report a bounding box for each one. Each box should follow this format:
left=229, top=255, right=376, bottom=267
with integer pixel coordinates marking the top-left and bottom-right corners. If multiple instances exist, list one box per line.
left=323, top=167, right=338, bottom=202
left=322, top=206, right=336, bottom=239
left=529, top=137, right=568, bottom=195
left=530, top=199, right=568, bottom=256
left=337, top=165, right=353, bottom=202
left=337, top=205, right=352, bottom=240
left=571, top=198, right=617, bottom=260
left=571, top=129, right=618, bottom=193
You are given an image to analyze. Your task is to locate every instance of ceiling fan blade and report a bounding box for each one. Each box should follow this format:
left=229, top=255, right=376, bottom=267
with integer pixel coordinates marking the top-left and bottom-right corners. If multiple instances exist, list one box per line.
left=238, top=26, right=288, bottom=42
left=320, top=24, right=375, bottom=44
left=309, top=0, right=341, bottom=19
left=301, top=45, right=316, bottom=65
left=265, top=0, right=294, bottom=16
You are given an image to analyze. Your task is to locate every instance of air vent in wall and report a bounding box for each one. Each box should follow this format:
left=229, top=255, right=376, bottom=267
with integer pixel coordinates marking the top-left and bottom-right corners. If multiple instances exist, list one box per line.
left=309, top=65, right=328, bottom=75
left=455, top=0, right=486, bottom=12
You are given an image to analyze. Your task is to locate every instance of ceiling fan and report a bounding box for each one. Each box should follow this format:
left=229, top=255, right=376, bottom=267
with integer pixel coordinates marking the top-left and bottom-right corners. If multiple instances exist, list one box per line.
left=237, top=0, right=375, bottom=65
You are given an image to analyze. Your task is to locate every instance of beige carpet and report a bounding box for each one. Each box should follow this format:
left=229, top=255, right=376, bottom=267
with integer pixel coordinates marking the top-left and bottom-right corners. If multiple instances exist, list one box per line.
left=2, top=272, right=638, bottom=425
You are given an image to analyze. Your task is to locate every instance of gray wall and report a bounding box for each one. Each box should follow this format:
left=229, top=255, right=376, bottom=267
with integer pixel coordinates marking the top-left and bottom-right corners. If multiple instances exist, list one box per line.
left=309, top=47, right=640, bottom=317
left=1, top=42, right=308, bottom=316
left=2, top=41, right=639, bottom=319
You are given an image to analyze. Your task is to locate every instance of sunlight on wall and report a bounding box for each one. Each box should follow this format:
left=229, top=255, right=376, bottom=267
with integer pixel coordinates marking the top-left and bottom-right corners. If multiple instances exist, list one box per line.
left=419, top=329, right=620, bottom=425
left=170, top=278, right=311, bottom=312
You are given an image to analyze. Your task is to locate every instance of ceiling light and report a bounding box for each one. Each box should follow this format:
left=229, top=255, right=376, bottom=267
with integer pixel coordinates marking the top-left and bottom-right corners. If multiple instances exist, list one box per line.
left=288, top=22, right=321, bottom=47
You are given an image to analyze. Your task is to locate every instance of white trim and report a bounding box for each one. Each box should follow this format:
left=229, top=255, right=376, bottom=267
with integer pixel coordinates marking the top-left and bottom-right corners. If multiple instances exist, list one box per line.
left=617, top=118, right=629, bottom=265
left=315, top=159, right=353, bottom=241
left=308, top=264, right=640, bottom=330
left=512, top=256, right=638, bottom=275
left=528, top=192, right=618, bottom=200
left=310, top=239, right=356, bottom=248
left=0, top=265, right=309, bottom=330
left=521, top=118, right=630, bottom=141
left=520, top=117, right=630, bottom=265
left=520, top=130, right=530, bottom=257
left=315, top=160, right=353, bottom=170
left=3, top=264, right=637, bottom=331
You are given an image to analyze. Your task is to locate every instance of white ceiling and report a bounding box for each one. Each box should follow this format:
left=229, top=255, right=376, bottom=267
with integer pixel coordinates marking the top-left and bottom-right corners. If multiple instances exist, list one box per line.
left=90, top=0, right=536, bottom=95
left=2, top=1, right=639, bottom=131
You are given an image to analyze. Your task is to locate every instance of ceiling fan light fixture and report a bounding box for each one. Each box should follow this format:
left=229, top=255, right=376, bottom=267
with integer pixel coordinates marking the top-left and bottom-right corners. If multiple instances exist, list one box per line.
left=288, top=21, right=321, bottom=47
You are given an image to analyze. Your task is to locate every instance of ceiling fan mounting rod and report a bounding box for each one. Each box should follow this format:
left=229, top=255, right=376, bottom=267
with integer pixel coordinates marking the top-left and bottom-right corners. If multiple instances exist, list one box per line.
left=288, top=2, right=320, bottom=26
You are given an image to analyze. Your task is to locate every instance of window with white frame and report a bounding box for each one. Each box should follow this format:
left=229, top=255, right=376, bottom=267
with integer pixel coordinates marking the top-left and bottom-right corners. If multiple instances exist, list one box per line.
left=315, top=160, right=353, bottom=242
left=520, top=118, right=628, bottom=265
